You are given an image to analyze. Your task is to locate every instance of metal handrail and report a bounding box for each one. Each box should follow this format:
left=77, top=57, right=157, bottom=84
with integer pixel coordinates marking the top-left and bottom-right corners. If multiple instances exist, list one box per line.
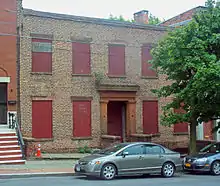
left=15, top=117, right=25, bottom=159
left=8, top=113, right=25, bottom=159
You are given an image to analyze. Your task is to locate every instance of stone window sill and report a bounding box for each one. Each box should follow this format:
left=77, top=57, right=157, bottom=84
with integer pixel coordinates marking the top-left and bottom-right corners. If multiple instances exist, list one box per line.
left=173, top=132, right=189, bottom=136
left=72, top=137, right=92, bottom=140
left=141, top=76, right=158, bottom=79
left=31, top=72, right=52, bottom=75
left=107, top=75, right=127, bottom=78
left=72, top=74, right=92, bottom=77
left=101, top=135, right=121, bottom=140
left=23, top=137, right=54, bottom=142
left=131, top=133, right=161, bottom=138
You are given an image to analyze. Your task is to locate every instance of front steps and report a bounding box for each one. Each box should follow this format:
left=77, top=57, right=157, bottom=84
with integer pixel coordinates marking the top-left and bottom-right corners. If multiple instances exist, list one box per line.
left=0, top=129, right=25, bottom=165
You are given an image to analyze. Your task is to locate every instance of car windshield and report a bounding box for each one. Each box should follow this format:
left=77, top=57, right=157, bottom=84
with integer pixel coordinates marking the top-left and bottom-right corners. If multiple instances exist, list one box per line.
left=200, top=143, right=220, bottom=153
left=97, top=144, right=128, bottom=155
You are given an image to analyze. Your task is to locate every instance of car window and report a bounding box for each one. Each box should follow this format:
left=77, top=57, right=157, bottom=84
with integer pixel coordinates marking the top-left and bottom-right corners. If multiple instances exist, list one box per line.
left=98, top=143, right=128, bottom=155
left=145, top=145, right=164, bottom=154
left=123, top=145, right=145, bottom=155
left=200, top=143, right=220, bottom=153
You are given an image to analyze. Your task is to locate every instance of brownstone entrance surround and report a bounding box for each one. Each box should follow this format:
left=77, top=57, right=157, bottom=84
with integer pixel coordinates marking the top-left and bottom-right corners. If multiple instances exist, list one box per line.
left=99, top=91, right=137, bottom=146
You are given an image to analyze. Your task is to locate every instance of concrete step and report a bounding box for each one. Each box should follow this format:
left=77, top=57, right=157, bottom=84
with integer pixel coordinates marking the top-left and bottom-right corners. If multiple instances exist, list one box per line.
left=0, top=145, right=21, bottom=151
left=0, top=159, right=25, bottom=165
left=0, top=132, right=16, bottom=137
left=0, top=141, right=18, bottom=146
left=0, top=154, right=22, bottom=161
left=0, top=150, right=22, bottom=156
left=0, top=136, right=18, bottom=141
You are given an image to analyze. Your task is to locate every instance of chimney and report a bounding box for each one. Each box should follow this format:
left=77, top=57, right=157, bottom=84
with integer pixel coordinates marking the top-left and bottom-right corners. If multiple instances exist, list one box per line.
left=133, top=10, right=149, bottom=24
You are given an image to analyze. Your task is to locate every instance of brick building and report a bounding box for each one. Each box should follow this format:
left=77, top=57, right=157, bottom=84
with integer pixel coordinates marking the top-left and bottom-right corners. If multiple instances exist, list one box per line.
left=160, top=6, right=205, bottom=27
left=18, top=8, right=191, bottom=153
left=0, top=0, right=19, bottom=126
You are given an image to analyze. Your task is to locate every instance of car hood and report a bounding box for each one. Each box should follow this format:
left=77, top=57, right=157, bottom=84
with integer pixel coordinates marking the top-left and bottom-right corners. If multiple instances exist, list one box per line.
left=79, top=154, right=107, bottom=162
left=186, top=152, right=216, bottom=159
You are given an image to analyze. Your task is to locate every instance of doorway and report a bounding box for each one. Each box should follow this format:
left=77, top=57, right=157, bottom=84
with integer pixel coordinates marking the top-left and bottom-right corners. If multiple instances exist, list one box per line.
left=107, top=101, right=126, bottom=142
left=0, top=83, right=7, bottom=125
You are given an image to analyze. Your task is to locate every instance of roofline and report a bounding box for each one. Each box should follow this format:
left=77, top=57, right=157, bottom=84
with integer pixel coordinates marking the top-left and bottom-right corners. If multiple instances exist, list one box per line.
left=159, top=6, right=206, bottom=25
left=169, top=19, right=192, bottom=27
left=23, top=8, right=169, bottom=32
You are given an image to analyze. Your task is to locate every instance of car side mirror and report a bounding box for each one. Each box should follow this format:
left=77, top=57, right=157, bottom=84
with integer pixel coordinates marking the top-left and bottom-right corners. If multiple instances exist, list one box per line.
left=122, top=151, right=129, bottom=157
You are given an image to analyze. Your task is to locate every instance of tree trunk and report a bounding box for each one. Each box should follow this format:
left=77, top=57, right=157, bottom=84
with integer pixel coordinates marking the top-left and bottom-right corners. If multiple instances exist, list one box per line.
left=189, top=120, right=197, bottom=155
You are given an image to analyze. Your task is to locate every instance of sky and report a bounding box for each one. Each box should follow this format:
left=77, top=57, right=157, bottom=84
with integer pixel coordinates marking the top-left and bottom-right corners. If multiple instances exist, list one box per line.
left=23, top=0, right=207, bottom=21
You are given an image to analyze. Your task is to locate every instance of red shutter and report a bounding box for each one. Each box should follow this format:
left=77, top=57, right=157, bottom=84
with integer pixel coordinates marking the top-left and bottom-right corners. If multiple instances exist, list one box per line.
left=32, top=39, right=52, bottom=73
left=72, top=101, right=91, bottom=137
left=143, top=101, right=158, bottom=134
left=141, top=45, right=156, bottom=77
left=32, top=100, right=53, bottom=138
left=72, top=42, right=91, bottom=74
left=108, top=45, right=125, bottom=75
left=174, top=108, right=188, bottom=133
left=203, top=121, right=213, bottom=140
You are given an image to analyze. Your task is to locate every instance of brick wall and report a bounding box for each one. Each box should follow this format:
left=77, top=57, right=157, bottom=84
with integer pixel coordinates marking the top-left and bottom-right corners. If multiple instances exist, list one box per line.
left=0, top=0, right=18, bottom=112
left=160, top=6, right=204, bottom=26
left=20, top=9, right=189, bottom=152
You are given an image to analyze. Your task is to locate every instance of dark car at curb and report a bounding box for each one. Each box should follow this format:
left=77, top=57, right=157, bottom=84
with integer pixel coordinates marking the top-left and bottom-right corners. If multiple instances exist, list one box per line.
left=74, top=142, right=182, bottom=180
left=183, top=142, right=220, bottom=175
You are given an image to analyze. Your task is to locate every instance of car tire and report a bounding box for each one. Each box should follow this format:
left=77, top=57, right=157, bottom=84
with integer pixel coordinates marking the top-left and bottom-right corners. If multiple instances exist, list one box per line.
left=100, top=163, right=117, bottom=180
left=211, top=161, right=220, bottom=176
left=161, top=162, right=175, bottom=178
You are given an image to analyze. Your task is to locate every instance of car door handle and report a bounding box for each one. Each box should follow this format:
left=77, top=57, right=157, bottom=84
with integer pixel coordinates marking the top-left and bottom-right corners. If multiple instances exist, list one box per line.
left=139, top=156, right=144, bottom=160
left=159, top=154, right=164, bottom=158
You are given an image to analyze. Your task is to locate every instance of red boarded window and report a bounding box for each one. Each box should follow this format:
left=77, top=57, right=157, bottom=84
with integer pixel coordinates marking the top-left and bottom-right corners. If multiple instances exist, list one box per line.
left=72, top=42, right=91, bottom=74
left=108, top=44, right=125, bottom=76
left=32, top=39, right=52, bottom=73
left=32, top=100, right=53, bottom=138
left=72, top=101, right=91, bottom=137
left=143, top=101, right=159, bottom=134
left=174, top=108, right=188, bottom=133
left=203, top=121, right=213, bottom=140
left=141, top=44, right=157, bottom=77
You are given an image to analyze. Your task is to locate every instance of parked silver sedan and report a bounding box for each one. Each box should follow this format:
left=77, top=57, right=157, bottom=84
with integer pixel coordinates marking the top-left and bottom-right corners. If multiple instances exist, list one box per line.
left=74, top=142, right=182, bottom=180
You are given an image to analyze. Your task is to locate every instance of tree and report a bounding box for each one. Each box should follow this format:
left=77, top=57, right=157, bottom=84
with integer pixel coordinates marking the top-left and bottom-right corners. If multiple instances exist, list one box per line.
left=150, top=0, right=220, bottom=154
left=108, top=13, right=162, bottom=25
left=148, top=13, right=162, bottom=25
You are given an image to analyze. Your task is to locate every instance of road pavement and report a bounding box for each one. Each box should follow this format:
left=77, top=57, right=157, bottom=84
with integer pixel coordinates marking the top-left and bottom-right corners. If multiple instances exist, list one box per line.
left=0, top=173, right=219, bottom=186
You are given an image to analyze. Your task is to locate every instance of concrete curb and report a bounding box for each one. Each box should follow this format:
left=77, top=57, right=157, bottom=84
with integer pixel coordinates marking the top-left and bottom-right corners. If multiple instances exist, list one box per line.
left=0, top=172, right=75, bottom=179
left=29, top=157, right=80, bottom=161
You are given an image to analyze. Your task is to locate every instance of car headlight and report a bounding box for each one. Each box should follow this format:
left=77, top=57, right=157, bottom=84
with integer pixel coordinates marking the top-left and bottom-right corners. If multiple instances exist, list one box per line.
left=89, top=160, right=102, bottom=165
left=195, top=158, right=208, bottom=163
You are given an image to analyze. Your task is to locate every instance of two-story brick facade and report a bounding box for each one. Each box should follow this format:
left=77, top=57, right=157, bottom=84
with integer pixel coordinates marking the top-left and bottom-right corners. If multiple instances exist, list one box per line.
left=19, top=8, right=190, bottom=153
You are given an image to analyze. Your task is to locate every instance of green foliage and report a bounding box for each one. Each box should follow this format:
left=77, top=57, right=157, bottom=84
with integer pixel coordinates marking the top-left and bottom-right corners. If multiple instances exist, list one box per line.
left=150, top=0, right=220, bottom=152
left=148, top=13, right=163, bottom=25
left=108, top=13, right=162, bottom=25
left=93, top=71, right=105, bottom=85
left=78, top=146, right=92, bottom=154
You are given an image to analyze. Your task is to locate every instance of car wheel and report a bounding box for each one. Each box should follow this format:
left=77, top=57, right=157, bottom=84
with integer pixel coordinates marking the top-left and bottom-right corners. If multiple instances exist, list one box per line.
left=211, top=161, right=220, bottom=176
left=100, top=163, right=117, bottom=180
left=161, top=162, right=175, bottom=178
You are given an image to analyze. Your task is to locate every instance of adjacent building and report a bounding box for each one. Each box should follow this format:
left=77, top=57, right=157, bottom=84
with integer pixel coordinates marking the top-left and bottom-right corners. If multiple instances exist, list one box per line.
left=0, top=0, right=18, bottom=126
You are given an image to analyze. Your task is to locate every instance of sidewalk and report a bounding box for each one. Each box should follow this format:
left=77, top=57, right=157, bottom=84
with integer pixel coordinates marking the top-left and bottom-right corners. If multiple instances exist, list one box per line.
left=0, top=153, right=89, bottom=178
left=0, top=160, right=75, bottom=178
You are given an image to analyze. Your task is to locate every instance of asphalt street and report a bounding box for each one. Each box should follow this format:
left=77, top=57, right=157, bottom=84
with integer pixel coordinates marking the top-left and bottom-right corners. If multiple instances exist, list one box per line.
left=0, top=173, right=220, bottom=186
